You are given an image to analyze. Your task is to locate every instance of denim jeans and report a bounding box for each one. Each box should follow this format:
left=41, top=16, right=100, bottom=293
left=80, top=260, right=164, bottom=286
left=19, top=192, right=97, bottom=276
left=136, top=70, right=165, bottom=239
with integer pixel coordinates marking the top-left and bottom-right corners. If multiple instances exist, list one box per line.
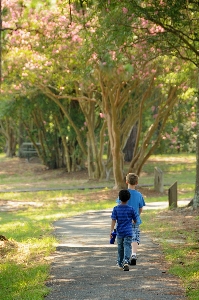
left=117, top=236, right=132, bottom=266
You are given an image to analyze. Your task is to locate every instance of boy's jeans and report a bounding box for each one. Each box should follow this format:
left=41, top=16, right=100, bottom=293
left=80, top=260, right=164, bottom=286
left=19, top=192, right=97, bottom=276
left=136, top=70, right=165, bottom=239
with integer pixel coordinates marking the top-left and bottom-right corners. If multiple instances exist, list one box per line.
left=117, top=236, right=132, bottom=266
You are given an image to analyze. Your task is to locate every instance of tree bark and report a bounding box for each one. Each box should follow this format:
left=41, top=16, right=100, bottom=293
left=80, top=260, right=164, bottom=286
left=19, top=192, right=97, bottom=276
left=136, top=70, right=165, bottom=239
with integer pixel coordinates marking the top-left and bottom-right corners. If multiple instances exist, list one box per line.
left=123, top=124, right=137, bottom=162
left=193, top=68, right=199, bottom=209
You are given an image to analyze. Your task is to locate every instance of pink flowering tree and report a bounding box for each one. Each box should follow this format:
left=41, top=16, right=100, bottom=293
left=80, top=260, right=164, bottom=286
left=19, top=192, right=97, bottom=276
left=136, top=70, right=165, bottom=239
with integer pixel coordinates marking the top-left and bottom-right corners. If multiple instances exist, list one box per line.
left=96, top=0, right=199, bottom=206
left=1, top=0, right=196, bottom=189
left=84, top=4, right=195, bottom=188
left=0, top=1, right=111, bottom=176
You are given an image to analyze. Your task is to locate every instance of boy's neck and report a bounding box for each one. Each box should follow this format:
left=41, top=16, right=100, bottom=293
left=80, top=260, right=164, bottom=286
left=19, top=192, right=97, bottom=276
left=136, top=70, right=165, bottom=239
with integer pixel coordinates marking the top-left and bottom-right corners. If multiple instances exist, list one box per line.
left=128, top=184, right=136, bottom=190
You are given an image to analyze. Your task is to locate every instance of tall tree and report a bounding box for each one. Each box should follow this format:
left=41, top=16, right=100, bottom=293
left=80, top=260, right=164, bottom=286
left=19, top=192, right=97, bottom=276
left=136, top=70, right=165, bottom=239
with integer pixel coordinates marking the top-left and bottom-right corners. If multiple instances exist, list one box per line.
left=97, top=0, right=199, bottom=206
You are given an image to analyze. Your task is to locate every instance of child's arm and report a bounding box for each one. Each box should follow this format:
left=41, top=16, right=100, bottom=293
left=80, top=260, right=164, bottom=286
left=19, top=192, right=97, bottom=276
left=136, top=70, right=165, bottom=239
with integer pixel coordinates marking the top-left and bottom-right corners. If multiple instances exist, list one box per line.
left=110, top=219, right=116, bottom=238
left=132, top=209, right=139, bottom=224
left=116, top=197, right=120, bottom=204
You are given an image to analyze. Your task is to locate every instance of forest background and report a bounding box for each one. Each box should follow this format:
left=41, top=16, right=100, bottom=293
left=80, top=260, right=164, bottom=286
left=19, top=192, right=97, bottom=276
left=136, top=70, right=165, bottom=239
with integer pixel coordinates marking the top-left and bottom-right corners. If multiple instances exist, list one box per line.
left=0, top=0, right=199, bottom=206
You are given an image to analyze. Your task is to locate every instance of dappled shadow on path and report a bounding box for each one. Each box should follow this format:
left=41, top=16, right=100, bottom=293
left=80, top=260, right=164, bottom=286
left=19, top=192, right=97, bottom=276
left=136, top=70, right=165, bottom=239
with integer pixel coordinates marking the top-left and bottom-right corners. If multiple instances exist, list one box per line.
left=45, top=210, right=187, bottom=300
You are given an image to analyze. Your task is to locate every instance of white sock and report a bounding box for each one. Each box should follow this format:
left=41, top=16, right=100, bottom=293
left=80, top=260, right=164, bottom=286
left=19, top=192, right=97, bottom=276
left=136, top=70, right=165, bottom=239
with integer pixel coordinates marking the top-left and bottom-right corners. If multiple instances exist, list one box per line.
left=132, top=253, right=136, bottom=257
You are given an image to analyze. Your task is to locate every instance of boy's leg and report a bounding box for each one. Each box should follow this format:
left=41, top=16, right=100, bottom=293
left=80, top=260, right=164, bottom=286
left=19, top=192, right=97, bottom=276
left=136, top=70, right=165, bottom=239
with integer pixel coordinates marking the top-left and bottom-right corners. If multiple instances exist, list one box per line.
left=117, top=237, right=124, bottom=269
left=123, top=236, right=132, bottom=271
left=132, top=241, right=138, bottom=254
left=130, top=225, right=140, bottom=265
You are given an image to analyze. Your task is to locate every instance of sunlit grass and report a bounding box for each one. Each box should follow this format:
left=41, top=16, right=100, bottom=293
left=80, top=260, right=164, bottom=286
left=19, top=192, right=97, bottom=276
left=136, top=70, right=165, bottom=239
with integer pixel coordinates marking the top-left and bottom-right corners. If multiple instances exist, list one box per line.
left=0, top=153, right=198, bottom=299
left=0, top=196, right=115, bottom=300
left=141, top=210, right=199, bottom=300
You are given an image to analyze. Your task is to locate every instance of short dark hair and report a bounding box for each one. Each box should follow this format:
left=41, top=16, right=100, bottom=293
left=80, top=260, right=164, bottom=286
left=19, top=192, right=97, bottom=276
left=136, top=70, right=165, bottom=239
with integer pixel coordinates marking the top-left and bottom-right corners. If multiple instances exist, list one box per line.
left=119, top=189, right=130, bottom=202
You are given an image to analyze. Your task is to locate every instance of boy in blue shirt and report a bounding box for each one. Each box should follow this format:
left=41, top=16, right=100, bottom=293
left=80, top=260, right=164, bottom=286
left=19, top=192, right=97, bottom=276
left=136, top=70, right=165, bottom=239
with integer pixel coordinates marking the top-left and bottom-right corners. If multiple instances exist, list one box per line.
left=119, top=173, right=146, bottom=265
left=110, top=189, right=138, bottom=271
left=126, top=173, right=145, bottom=265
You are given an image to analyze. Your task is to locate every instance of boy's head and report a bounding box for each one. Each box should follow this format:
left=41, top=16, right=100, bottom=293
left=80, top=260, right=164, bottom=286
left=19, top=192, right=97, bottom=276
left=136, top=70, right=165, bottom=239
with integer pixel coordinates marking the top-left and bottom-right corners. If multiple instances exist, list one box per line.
left=126, top=173, right=138, bottom=185
left=119, top=189, right=130, bottom=203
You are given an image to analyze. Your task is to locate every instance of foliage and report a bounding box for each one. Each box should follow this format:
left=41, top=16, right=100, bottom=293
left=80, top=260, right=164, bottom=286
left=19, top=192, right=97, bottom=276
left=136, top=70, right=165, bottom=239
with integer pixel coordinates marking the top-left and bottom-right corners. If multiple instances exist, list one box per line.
left=0, top=0, right=198, bottom=189
left=96, top=0, right=199, bottom=65
left=157, top=98, right=197, bottom=154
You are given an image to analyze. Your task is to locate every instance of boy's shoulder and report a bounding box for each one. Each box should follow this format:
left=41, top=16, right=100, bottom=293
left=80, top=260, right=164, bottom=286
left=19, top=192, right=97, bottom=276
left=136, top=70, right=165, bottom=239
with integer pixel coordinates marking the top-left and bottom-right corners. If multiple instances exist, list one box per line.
left=114, top=204, right=131, bottom=209
left=128, top=188, right=143, bottom=196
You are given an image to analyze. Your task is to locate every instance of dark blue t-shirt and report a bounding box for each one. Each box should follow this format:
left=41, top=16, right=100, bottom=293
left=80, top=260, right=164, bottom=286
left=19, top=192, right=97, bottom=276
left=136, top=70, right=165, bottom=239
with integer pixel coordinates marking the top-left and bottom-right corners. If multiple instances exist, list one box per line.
left=111, top=204, right=138, bottom=238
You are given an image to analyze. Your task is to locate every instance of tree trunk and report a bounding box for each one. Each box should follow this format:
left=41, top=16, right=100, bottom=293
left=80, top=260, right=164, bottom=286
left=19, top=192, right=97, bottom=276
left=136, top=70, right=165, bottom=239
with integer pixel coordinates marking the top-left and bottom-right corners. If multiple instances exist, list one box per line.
left=5, top=118, right=16, bottom=157
left=106, top=112, right=126, bottom=189
left=123, top=124, right=137, bottom=162
left=193, top=68, right=199, bottom=209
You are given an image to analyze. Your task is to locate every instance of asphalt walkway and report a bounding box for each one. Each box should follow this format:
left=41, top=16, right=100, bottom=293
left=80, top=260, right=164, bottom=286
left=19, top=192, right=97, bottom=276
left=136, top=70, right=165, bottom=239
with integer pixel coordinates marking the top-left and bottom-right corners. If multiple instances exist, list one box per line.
left=45, top=202, right=189, bottom=300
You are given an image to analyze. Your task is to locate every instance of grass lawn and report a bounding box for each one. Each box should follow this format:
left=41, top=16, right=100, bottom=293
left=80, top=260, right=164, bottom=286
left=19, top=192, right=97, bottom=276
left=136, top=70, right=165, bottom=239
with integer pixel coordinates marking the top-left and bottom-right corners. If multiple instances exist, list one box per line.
left=0, top=153, right=198, bottom=299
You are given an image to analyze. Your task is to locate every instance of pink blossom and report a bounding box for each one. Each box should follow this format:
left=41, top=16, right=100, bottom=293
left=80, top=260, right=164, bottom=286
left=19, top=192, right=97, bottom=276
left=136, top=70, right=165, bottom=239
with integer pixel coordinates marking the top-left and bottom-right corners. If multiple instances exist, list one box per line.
left=110, top=51, right=116, bottom=60
left=182, top=85, right=188, bottom=91
left=172, top=127, right=178, bottom=133
left=191, top=112, right=195, bottom=118
left=92, top=53, right=97, bottom=60
left=122, top=7, right=128, bottom=14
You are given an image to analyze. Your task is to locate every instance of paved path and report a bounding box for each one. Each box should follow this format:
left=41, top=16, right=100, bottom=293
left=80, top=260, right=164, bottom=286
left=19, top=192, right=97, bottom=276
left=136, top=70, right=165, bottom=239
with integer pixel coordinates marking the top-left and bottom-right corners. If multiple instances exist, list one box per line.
left=45, top=203, right=188, bottom=300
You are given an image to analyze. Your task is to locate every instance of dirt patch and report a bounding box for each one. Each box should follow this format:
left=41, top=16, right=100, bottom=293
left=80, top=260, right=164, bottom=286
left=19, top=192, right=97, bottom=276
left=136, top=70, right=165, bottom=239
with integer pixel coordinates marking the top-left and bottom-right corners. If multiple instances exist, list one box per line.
left=156, top=206, right=199, bottom=241
left=0, top=238, right=18, bottom=259
left=0, top=157, right=44, bottom=175
left=0, top=156, right=90, bottom=180
left=153, top=207, right=199, bottom=272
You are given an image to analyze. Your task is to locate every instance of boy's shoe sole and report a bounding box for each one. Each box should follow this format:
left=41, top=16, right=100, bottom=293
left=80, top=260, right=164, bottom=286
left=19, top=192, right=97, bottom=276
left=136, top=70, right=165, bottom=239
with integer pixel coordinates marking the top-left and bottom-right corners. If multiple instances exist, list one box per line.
left=116, top=262, right=123, bottom=270
left=123, top=264, right=129, bottom=271
left=130, top=257, right=137, bottom=265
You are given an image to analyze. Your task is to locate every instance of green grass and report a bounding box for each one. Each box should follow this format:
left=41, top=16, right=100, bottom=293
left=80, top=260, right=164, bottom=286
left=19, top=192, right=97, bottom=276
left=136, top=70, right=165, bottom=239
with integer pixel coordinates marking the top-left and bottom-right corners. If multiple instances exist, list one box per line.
left=0, top=153, right=198, bottom=299
left=0, top=193, right=115, bottom=300
left=141, top=210, right=199, bottom=300
left=140, top=154, right=196, bottom=185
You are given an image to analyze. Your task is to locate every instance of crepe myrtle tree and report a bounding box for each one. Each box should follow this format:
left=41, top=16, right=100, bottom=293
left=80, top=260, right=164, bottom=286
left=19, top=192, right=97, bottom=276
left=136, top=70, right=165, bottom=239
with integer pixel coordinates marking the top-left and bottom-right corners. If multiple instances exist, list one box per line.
left=124, top=0, right=199, bottom=209
left=96, top=0, right=199, bottom=205
left=2, top=0, right=198, bottom=191
left=1, top=0, right=111, bottom=178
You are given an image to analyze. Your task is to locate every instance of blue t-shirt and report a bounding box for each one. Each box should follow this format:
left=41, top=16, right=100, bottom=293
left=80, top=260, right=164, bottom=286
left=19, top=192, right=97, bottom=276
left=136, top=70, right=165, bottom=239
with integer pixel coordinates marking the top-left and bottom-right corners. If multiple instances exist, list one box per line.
left=111, top=204, right=138, bottom=238
left=116, top=189, right=145, bottom=225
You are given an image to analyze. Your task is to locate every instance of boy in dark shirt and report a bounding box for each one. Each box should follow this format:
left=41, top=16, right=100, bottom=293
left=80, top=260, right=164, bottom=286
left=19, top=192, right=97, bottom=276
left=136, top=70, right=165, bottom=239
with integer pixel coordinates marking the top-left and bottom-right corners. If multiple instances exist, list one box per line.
left=110, top=189, right=138, bottom=271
